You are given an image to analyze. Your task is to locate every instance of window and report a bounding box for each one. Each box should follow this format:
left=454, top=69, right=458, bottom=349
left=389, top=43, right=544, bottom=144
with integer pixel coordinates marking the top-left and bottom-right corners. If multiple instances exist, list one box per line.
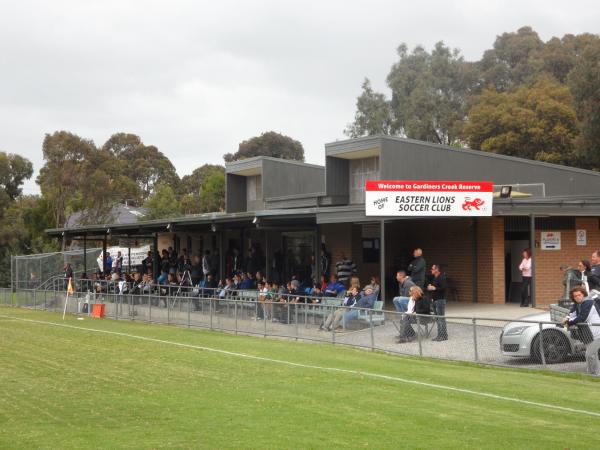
left=349, top=156, right=379, bottom=204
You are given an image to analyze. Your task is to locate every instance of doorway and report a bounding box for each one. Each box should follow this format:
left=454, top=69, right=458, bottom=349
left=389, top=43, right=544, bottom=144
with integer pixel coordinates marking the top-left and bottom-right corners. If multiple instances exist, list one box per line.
left=504, top=237, right=529, bottom=303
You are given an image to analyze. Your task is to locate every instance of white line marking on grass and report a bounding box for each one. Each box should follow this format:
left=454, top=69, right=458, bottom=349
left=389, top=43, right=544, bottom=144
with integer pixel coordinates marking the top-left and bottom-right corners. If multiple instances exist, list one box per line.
left=3, top=313, right=600, bottom=418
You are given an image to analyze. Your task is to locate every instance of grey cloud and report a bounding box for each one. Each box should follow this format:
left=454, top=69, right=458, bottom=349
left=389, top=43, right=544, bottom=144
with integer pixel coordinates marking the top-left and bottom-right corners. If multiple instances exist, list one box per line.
left=1, top=0, right=599, bottom=195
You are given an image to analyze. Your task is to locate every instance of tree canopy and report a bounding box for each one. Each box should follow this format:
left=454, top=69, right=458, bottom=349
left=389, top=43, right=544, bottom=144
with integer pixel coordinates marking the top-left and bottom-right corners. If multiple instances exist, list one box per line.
left=142, top=183, right=182, bottom=220
left=224, top=131, right=304, bottom=162
left=345, top=27, right=600, bottom=170
left=463, top=75, right=579, bottom=164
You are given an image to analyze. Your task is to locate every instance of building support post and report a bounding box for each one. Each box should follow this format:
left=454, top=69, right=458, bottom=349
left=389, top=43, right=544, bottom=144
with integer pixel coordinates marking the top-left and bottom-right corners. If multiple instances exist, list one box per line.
left=264, top=229, right=270, bottom=281
left=529, top=214, right=536, bottom=308
left=153, top=233, right=159, bottom=282
left=219, top=230, right=224, bottom=280
left=380, top=220, right=386, bottom=304
left=472, top=219, right=478, bottom=303
left=102, top=235, right=107, bottom=275
left=83, top=234, right=87, bottom=277
left=315, top=226, right=321, bottom=283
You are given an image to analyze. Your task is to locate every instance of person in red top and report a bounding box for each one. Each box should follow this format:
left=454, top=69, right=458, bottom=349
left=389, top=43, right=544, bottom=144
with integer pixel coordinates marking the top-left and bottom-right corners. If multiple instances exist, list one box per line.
left=518, top=248, right=532, bottom=307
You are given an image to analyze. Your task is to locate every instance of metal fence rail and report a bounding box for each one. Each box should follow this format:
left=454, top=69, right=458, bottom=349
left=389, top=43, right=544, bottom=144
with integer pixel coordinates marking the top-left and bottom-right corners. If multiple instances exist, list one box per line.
left=1, top=284, right=598, bottom=376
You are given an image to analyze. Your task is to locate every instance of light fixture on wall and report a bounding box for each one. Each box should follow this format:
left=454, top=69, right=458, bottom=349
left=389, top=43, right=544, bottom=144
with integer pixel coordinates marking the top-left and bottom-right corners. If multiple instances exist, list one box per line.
left=166, top=223, right=172, bottom=231
left=499, top=185, right=512, bottom=198
left=211, top=223, right=217, bottom=233
left=252, top=216, right=258, bottom=224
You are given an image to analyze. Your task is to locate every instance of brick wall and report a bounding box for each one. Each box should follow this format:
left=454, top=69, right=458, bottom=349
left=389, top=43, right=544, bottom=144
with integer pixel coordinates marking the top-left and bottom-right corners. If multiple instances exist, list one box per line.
left=319, top=216, right=599, bottom=307
left=476, top=217, right=505, bottom=304
left=534, top=217, right=600, bottom=307
left=320, top=223, right=380, bottom=287
left=385, top=218, right=477, bottom=303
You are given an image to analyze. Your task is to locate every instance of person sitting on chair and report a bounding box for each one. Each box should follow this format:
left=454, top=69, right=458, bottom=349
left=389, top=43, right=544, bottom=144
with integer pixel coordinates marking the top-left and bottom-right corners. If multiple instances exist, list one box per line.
left=320, top=286, right=361, bottom=332
left=396, top=286, right=431, bottom=343
left=324, top=274, right=346, bottom=297
left=562, top=286, right=600, bottom=344
left=340, top=285, right=377, bottom=328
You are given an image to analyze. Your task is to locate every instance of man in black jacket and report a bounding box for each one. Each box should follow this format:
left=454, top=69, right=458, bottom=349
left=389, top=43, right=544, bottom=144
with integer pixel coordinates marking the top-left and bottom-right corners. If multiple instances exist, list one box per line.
left=427, top=264, right=448, bottom=341
left=407, top=248, right=426, bottom=288
left=590, top=250, right=600, bottom=294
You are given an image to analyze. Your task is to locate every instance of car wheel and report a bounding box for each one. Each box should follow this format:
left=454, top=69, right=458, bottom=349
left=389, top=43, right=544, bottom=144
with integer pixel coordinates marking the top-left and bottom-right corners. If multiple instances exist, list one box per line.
left=531, top=330, right=571, bottom=364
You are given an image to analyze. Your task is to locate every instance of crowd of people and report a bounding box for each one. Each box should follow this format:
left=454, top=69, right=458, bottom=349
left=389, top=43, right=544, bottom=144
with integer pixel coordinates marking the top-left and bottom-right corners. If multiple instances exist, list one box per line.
left=391, top=248, right=448, bottom=342
left=60, top=243, right=458, bottom=341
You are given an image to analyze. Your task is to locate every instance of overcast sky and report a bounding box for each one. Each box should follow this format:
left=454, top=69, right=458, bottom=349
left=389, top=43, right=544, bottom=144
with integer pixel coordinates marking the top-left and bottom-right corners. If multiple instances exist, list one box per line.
left=1, top=0, right=599, bottom=194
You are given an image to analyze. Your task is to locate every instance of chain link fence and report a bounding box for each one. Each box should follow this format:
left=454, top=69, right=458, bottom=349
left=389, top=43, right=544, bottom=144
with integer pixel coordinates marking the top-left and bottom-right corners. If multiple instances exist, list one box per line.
left=10, top=248, right=102, bottom=289
left=2, top=281, right=599, bottom=376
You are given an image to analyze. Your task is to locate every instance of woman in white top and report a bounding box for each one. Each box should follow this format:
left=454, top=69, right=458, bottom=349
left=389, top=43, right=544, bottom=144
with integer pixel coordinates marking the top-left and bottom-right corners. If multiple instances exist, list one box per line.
left=518, top=248, right=532, bottom=307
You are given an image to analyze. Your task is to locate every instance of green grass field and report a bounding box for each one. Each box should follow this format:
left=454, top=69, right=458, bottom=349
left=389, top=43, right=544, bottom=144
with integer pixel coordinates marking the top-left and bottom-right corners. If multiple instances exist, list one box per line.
left=1, top=306, right=600, bottom=449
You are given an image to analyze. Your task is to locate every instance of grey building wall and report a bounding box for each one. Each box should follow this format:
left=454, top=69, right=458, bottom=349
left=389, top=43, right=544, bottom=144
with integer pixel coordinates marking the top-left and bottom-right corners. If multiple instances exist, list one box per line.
left=323, top=156, right=349, bottom=205
left=262, top=159, right=325, bottom=200
left=226, top=174, right=247, bottom=213
left=378, top=138, right=600, bottom=196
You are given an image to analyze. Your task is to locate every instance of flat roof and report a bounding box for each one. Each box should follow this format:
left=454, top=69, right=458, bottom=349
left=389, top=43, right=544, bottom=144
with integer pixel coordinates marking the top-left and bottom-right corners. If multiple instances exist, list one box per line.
left=325, top=135, right=600, bottom=179
left=226, top=156, right=324, bottom=175
left=47, top=195, right=600, bottom=237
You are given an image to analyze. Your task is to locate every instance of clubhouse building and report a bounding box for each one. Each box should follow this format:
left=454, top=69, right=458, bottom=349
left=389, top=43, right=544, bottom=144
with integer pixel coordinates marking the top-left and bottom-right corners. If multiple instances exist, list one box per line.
left=47, top=136, right=600, bottom=307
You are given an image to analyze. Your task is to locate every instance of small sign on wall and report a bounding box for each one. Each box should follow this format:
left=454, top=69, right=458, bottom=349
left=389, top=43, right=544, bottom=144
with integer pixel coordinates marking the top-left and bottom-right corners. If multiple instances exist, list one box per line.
left=541, top=231, right=561, bottom=250
left=576, top=229, right=587, bottom=246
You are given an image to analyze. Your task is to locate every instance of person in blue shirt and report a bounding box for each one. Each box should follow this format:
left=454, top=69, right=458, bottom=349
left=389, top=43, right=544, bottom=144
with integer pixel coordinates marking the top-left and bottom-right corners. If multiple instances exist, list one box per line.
left=239, top=272, right=255, bottom=290
left=341, top=286, right=377, bottom=328
left=104, top=252, right=113, bottom=275
left=324, top=274, right=346, bottom=297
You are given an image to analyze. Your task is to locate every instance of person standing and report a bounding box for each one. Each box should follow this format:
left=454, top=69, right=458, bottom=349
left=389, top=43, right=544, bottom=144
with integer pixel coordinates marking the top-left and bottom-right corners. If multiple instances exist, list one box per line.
left=335, top=253, right=357, bottom=286
left=427, top=264, right=448, bottom=341
left=407, top=248, right=426, bottom=288
left=589, top=250, right=600, bottom=295
left=320, top=244, right=331, bottom=279
left=202, top=250, right=212, bottom=279
left=104, top=252, right=113, bottom=276
left=115, top=251, right=123, bottom=275
left=518, top=248, right=532, bottom=307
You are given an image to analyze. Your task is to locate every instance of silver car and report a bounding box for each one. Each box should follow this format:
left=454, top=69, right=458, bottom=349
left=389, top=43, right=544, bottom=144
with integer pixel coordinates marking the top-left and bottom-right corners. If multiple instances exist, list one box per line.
left=500, top=312, right=586, bottom=364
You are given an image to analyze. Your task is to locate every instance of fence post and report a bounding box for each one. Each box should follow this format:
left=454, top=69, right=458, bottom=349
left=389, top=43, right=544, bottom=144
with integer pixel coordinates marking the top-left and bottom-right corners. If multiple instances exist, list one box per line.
left=33, top=290, right=37, bottom=310
left=331, top=306, right=335, bottom=344
left=295, top=306, right=299, bottom=341
left=416, top=314, right=423, bottom=357
left=209, top=299, right=213, bottom=330
left=187, top=296, right=191, bottom=328
left=539, top=322, right=546, bottom=367
left=263, top=303, right=267, bottom=337
left=369, top=309, right=374, bottom=351
left=472, top=318, right=479, bottom=362
left=149, top=293, right=152, bottom=323
left=234, top=300, right=238, bottom=335
left=167, top=297, right=170, bottom=325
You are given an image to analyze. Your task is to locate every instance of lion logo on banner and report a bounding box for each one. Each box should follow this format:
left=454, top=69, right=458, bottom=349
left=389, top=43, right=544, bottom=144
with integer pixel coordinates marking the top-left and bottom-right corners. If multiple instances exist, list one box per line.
left=462, top=198, right=485, bottom=211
